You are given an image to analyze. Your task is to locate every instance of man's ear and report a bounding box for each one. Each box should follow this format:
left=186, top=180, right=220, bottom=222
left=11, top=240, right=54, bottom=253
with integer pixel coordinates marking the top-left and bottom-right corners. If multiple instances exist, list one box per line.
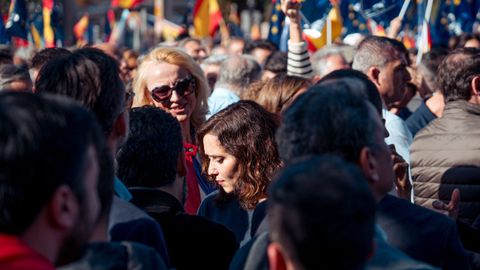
left=47, top=185, right=79, bottom=230
left=367, top=67, right=381, bottom=88
left=267, top=242, right=288, bottom=270
left=358, top=147, right=380, bottom=184
left=471, top=76, right=480, bottom=96
left=109, top=111, right=128, bottom=146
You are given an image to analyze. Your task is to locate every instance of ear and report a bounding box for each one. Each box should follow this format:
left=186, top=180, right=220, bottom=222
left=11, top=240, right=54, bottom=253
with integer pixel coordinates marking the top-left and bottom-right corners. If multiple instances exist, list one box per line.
left=471, top=76, right=480, bottom=96
left=358, top=147, right=380, bottom=184
left=267, top=242, right=288, bottom=270
left=366, top=67, right=381, bottom=88
left=47, top=185, right=79, bottom=230
left=311, top=75, right=322, bottom=84
left=109, top=111, right=128, bottom=147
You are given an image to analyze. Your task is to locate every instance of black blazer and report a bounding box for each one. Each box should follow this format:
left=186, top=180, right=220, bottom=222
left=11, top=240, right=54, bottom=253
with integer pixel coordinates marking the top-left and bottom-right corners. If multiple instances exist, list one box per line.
left=377, top=194, right=468, bottom=270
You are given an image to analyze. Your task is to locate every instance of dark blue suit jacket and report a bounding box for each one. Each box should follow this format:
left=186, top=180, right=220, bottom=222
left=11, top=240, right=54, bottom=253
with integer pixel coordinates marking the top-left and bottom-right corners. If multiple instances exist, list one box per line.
left=377, top=194, right=468, bottom=269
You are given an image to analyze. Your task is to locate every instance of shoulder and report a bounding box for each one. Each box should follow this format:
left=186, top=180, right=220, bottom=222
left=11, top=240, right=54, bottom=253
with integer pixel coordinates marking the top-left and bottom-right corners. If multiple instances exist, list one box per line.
left=379, top=195, right=454, bottom=227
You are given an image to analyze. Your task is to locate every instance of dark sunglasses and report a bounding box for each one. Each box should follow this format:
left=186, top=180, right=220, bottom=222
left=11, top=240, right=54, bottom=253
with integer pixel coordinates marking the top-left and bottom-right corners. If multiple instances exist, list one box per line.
left=150, top=76, right=195, bottom=103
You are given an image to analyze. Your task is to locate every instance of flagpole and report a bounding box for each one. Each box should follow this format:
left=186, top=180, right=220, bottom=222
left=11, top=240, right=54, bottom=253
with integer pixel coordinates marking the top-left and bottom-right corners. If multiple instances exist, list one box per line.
left=326, top=15, right=332, bottom=45
left=416, top=0, right=434, bottom=65
left=398, top=0, right=411, bottom=20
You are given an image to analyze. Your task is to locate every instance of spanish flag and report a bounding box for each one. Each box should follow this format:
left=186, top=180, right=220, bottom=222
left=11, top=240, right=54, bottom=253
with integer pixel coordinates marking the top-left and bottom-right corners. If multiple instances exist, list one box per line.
left=74, top=14, right=89, bottom=45
left=193, top=0, right=223, bottom=38
left=111, top=0, right=144, bottom=9
left=43, top=0, right=55, bottom=47
left=303, top=4, right=342, bottom=52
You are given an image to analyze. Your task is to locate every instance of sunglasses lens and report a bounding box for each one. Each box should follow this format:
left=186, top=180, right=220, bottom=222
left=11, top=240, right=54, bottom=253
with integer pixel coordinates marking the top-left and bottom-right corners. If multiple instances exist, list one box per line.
left=152, top=87, right=171, bottom=102
left=177, top=78, right=192, bottom=95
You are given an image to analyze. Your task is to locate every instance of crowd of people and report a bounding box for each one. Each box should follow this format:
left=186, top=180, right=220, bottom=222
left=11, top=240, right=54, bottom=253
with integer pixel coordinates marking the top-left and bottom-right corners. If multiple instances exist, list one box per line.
left=2, top=0, right=480, bottom=269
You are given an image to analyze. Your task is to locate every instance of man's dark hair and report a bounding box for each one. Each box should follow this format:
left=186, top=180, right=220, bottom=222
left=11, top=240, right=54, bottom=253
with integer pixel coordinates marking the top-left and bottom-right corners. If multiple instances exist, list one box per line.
left=0, top=46, right=13, bottom=65
left=0, top=64, right=32, bottom=90
left=438, top=47, right=480, bottom=102
left=319, top=69, right=382, bottom=114
left=263, top=51, right=287, bottom=74
left=117, top=106, right=182, bottom=188
left=277, top=80, right=378, bottom=164
left=0, top=92, right=105, bottom=234
left=35, top=48, right=125, bottom=134
left=30, top=47, right=71, bottom=71
left=268, top=155, right=375, bottom=270
left=243, top=39, right=277, bottom=54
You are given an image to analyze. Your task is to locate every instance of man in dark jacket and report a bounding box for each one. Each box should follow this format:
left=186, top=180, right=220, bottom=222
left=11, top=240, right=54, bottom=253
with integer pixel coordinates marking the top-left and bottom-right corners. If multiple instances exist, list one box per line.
left=276, top=80, right=468, bottom=269
left=411, top=47, right=480, bottom=225
left=117, top=106, right=238, bottom=270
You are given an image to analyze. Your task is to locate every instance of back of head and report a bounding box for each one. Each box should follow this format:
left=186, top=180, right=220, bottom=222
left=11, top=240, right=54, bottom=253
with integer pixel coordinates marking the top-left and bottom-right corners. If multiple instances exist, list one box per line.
left=312, top=46, right=348, bottom=78
left=30, top=47, right=71, bottom=72
left=417, top=48, right=449, bottom=96
left=268, top=155, right=375, bottom=270
left=255, top=74, right=310, bottom=115
left=0, top=92, right=104, bottom=235
left=0, top=46, right=13, bottom=65
left=438, top=47, right=480, bottom=102
left=277, top=81, right=377, bottom=164
left=243, top=40, right=277, bottom=55
left=263, top=51, right=287, bottom=74
left=35, top=48, right=125, bottom=134
left=117, top=106, right=182, bottom=188
left=352, top=35, right=403, bottom=74
left=216, top=55, right=261, bottom=92
left=0, top=64, right=32, bottom=92
left=319, top=69, right=382, bottom=114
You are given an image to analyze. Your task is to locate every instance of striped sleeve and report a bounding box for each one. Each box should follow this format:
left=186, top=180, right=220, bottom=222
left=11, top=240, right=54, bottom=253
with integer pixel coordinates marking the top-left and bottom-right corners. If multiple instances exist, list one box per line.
left=287, top=41, right=313, bottom=79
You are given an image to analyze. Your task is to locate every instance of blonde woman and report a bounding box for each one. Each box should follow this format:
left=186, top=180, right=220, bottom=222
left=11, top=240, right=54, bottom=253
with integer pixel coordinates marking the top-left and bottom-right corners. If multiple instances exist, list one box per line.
left=133, top=47, right=213, bottom=214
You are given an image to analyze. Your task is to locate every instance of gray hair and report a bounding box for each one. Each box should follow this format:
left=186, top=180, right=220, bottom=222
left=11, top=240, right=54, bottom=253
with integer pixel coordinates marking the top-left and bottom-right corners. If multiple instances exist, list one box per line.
left=215, top=55, right=262, bottom=94
left=352, top=36, right=401, bottom=74
left=312, top=46, right=347, bottom=77
left=0, top=64, right=32, bottom=90
left=200, top=54, right=228, bottom=69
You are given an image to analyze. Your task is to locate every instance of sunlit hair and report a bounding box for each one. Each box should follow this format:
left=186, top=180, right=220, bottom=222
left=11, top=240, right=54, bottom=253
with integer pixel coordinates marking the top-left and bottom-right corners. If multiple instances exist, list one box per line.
left=197, top=100, right=282, bottom=209
left=132, top=47, right=209, bottom=129
left=254, top=74, right=311, bottom=115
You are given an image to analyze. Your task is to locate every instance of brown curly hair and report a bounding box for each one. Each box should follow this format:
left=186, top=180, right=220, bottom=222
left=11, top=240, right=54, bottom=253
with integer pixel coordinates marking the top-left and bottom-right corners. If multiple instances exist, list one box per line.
left=197, top=100, right=282, bottom=209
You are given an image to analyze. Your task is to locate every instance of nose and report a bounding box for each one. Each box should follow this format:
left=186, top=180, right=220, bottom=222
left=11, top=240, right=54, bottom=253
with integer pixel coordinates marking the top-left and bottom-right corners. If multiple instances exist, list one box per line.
left=207, top=161, right=218, bottom=177
left=169, top=88, right=181, bottom=103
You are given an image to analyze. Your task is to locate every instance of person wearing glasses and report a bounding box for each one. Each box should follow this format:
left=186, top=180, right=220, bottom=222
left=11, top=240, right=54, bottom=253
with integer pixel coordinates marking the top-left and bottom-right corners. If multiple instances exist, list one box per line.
left=132, top=47, right=213, bottom=215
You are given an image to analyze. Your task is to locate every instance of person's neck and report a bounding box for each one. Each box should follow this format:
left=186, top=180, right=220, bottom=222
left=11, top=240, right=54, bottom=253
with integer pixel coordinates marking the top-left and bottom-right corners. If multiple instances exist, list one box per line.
left=426, top=91, right=445, bottom=117
left=180, top=121, right=192, bottom=143
left=89, top=216, right=109, bottom=243
left=20, top=218, right=60, bottom=264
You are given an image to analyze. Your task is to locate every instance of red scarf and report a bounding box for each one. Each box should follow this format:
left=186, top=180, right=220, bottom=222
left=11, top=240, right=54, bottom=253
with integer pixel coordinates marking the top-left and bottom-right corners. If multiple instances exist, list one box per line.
left=183, top=143, right=201, bottom=214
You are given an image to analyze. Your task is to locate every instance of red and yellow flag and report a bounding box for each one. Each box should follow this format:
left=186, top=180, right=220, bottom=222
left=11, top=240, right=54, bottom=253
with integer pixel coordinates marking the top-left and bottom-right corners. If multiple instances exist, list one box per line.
left=111, top=0, right=144, bottom=9
left=74, top=14, right=89, bottom=45
left=193, top=0, right=223, bottom=38
left=43, top=0, right=55, bottom=48
left=303, top=4, right=342, bottom=52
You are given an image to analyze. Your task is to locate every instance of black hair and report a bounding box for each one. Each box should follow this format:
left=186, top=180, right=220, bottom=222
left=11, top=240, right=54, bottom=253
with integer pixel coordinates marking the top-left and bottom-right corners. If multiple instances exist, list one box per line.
left=438, top=47, right=480, bottom=102
left=268, top=155, right=375, bottom=270
left=319, top=69, right=382, bottom=114
left=35, top=48, right=125, bottom=134
left=263, top=51, right=287, bottom=74
left=30, top=47, right=71, bottom=70
left=0, top=92, right=105, bottom=234
left=277, top=81, right=378, bottom=164
left=117, top=106, right=182, bottom=188
left=243, top=39, right=277, bottom=54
